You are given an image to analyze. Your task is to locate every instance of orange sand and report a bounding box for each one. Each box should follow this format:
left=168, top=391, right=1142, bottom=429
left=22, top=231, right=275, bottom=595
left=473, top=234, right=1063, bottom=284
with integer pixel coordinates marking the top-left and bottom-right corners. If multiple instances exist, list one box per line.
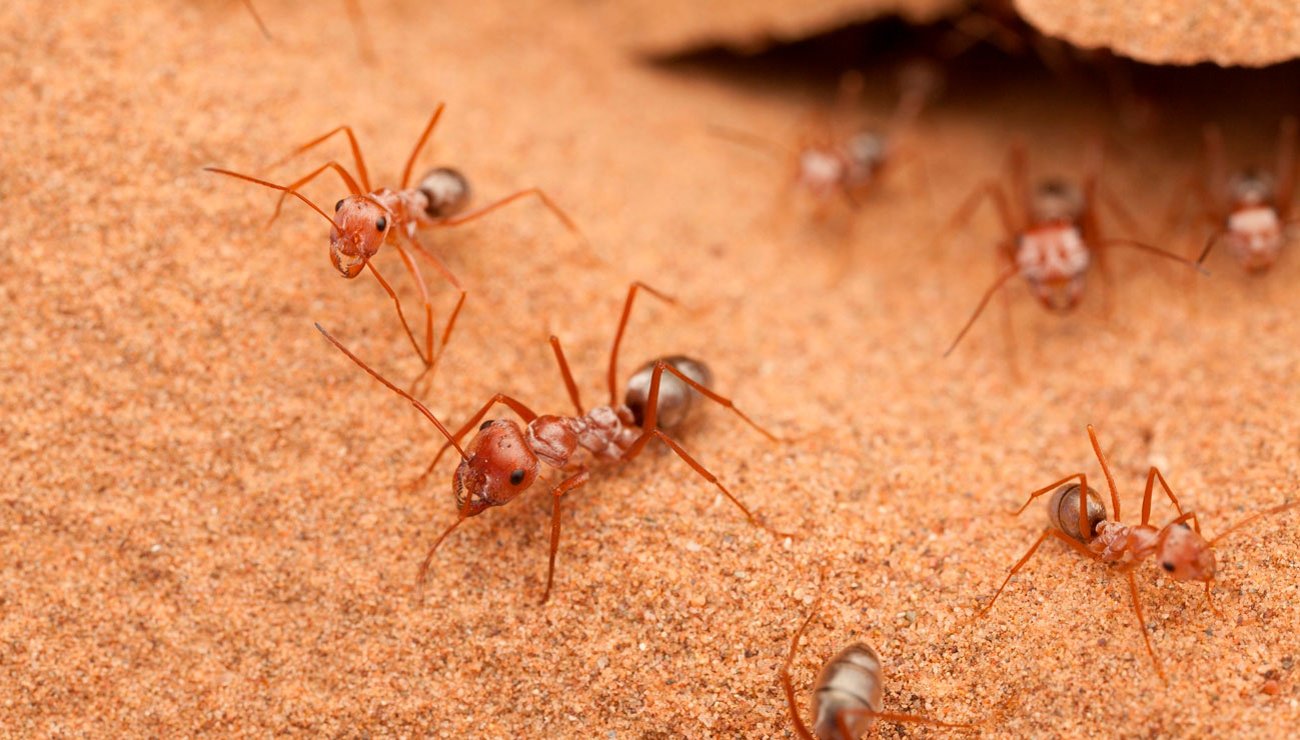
left=3, top=0, right=1299, bottom=736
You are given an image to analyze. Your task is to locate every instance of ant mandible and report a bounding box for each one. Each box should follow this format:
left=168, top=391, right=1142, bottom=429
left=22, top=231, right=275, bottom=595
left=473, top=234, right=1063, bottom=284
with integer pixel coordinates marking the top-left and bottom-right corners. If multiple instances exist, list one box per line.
left=976, top=424, right=1300, bottom=679
left=1181, top=117, right=1299, bottom=272
left=780, top=570, right=989, bottom=739
left=207, top=104, right=580, bottom=385
left=316, top=282, right=790, bottom=604
left=941, top=144, right=1202, bottom=356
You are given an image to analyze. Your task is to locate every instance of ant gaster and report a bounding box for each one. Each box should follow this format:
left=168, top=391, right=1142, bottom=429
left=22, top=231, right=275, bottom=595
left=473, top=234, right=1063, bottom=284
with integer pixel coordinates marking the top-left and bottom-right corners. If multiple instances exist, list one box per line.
left=317, top=282, right=790, bottom=604
left=977, top=424, right=1300, bottom=679
left=207, top=104, right=579, bottom=384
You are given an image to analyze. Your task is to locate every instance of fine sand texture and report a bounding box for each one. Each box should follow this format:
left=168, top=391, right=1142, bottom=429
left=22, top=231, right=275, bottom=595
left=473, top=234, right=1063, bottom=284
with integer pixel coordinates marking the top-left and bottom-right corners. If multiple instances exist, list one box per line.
left=5, top=1, right=1300, bottom=737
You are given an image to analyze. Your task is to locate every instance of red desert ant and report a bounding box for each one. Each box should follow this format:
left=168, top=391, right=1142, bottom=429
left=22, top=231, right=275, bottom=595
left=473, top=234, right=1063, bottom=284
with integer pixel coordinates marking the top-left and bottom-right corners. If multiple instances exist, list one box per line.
left=206, top=104, right=579, bottom=385
left=315, top=282, right=790, bottom=604
left=976, top=425, right=1300, bottom=679
left=942, top=144, right=1203, bottom=356
left=1179, top=117, right=1299, bottom=272
left=780, top=572, right=987, bottom=738
left=713, top=67, right=935, bottom=213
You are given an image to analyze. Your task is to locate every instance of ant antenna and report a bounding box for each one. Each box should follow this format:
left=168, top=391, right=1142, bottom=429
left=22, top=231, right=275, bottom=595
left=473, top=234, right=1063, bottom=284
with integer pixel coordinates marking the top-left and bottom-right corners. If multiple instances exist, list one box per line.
left=204, top=167, right=343, bottom=231
left=1211, top=500, right=1300, bottom=546
left=1099, top=238, right=1209, bottom=275
left=315, top=323, right=467, bottom=461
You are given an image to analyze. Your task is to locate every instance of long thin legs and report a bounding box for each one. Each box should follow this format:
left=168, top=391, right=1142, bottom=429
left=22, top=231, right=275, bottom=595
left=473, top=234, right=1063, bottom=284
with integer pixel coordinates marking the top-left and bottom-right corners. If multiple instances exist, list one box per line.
left=541, top=468, right=591, bottom=604
left=271, top=125, right=373, bottom=192
left=943, top=262, right=1019, bottom=357
left=606, top=282, right=676, bottom=405
left=620, top=360, right=786, bottom=536
left=977, top=527, right=1101, bottom=617
left=1086, top=425, right=1122, bottom=522
left=549, top=336, right=584, bottom=415
left=400, top=104, right=446, bottom=190
left=779, top=579, right=823, bottom=740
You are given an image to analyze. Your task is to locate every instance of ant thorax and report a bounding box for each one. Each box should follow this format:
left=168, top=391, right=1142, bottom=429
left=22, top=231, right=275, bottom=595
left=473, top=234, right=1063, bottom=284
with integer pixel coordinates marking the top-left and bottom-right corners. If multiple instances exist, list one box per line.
left=525, top=406, right=640, bottom=469
left=1090, top=521, right=1159, bottom=564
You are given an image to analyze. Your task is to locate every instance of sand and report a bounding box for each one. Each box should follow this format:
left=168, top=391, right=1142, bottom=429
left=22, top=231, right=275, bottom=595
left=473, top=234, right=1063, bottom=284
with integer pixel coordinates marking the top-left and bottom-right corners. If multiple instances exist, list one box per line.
left=4, top=0, right=1300, bottom=736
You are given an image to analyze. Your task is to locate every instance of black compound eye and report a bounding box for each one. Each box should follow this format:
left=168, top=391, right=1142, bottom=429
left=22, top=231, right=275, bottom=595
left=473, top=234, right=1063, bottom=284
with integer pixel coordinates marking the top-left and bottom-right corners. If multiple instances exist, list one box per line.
left=479, top=420, right=494, bottom=431
left=334, top=199, right=344, bottom=212
left=1162, top=562, right=1175, bottom=572
left=509, top=469, right=526, bottom=485
left=375, top=216, right=387, bottom=231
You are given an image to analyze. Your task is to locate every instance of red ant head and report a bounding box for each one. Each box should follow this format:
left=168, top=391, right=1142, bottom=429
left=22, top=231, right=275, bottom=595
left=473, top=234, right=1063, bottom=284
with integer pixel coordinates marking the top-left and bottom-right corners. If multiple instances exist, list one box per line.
left=1156, top=522, right=1216, bottom=582
left=1027, top=274, right=1086, bottom=313
left=329, top=196, right=392, bottom=278
left=452, top=420, right=540, bottom=516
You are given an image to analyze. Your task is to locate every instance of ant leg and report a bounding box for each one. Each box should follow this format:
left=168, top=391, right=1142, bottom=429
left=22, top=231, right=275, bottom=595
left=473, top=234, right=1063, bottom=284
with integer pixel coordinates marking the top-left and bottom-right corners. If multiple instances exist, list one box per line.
left=433, top=187, right=581, bottom=236
left=409, top=291, right=466, bottom=397
left=1276, top=116, right=1298, bottom=217
left=548, top=336, right=584, bottom=415
left=778, top=581, right=822, bottom=740
left=1210, top=500, right=1300, bottom=546
left=978, top=528, right=1100, bottom=617
left=266, top=161, right=364, bottom=226
left=1124, top=569, right=1165, bottom=680
left=364, top=260, right=429, bottom=367
left=1141, top=466, right=1188, bottom=527
left=540, top=467, right=591, bottom=604
left=1086, top=425, right=1123, bottom=522
left=390, top=240, right=435, bottom=368
left=399, top=104, right=447, bottom=190
left=631, top=360, right=778, bottom=442
left=942, top=263, right=1019, bottom=357
left=934, top=179, right=1015, bottom=249
left=342, top=0, right=377, bottom=64
left=239, top=0, right=273, bottom=40
left=411, top=394, right=541, bottom=491
left=606, top=282, right=676, bottom=406
left=403, top=228, right=464, bottom=291
left=270, top=126, right=373, bottom=192
left=620, top=361, right=785, bottom=535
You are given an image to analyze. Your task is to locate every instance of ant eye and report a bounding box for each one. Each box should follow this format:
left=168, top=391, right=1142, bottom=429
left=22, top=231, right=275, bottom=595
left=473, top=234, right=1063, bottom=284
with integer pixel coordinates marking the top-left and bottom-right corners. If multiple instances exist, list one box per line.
left=375, top=216, right=387, bottom=231
left=479, top=420, right=494, bottom=431
left=1162, top=562, right=1175, bottom=572
left=334, top=199, right=344, bottom=212
left=509, top=469, right=526, bottom=485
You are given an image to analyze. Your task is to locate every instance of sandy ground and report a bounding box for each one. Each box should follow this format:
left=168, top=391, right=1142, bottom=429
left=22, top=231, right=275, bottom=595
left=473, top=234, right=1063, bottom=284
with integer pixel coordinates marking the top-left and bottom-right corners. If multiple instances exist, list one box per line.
left=4, top=0, right=1300, bottom=736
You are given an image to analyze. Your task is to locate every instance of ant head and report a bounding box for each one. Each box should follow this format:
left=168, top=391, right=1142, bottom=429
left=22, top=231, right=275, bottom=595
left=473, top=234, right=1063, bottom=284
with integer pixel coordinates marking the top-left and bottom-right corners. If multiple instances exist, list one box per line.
left=1157, top=522, right=1216, bottom=582
left=1029, top=178, right=1084, bottom=223
left=329, top=196, right=392, bottom=278
left=1028, top=274, right=1086, bottom=313
left=452, top=419, right=540, bottom=516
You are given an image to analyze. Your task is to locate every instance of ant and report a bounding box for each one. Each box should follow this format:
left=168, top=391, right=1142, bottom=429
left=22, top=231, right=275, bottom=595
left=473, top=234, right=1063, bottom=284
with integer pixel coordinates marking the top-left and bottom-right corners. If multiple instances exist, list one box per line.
left=976, top=424, right=1300, bottom=679
left=780, top=571, right=989, bottom=739
left=942, top=144, right=1202, bottom=356
left=315, top=282, right=790, bottom=604
left=1177, top=117, right=1299, bottom=273
left=713, top=66, right=935, bottom=214
left=207, top=104, right=579, bottom=386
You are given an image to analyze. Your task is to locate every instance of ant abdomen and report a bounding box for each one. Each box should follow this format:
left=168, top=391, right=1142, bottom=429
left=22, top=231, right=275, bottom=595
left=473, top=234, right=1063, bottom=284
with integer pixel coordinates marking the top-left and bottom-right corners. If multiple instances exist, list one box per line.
left=810, top=643, right=884, bottom=740
left=624, top=355, right=713, bottom=429
left=1047, top=482, right=1107, bottom=541
left=418, top=166, right=472, bottom=218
